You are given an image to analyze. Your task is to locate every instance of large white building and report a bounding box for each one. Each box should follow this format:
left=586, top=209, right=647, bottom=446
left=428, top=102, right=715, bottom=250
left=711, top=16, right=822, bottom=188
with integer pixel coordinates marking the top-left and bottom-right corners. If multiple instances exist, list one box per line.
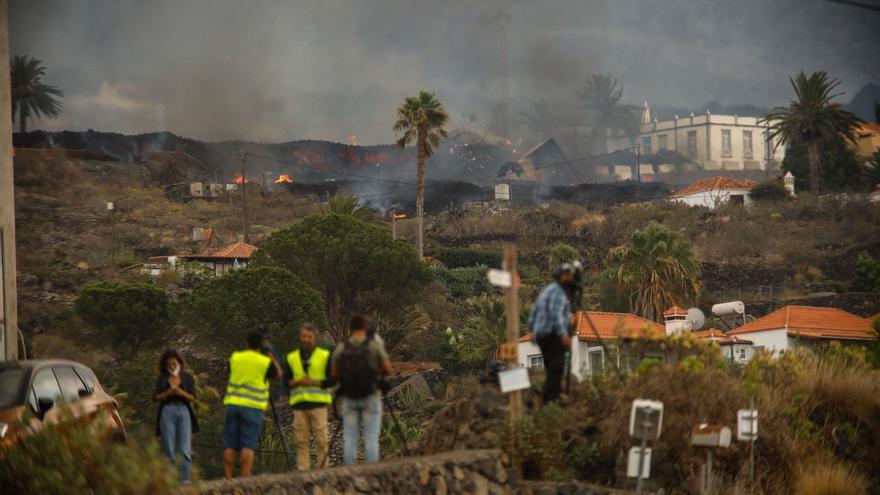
left=610, top=103, right=785, bottom=173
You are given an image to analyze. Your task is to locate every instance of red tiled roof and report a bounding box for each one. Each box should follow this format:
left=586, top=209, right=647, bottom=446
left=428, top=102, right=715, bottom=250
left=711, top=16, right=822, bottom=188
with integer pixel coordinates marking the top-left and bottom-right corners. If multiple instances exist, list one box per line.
left=856, top=122, right=880, bottom=136
left=663, top=306, right=687, bottom=317
left=673, top=176, right=755, bottom=197
left=694, top=328, right=752, bottom=345
left=520, top=311, right=665, bottom=342
left=727, top=306, right=876, bottom=341
left=181, top=241, right=257, bottom=260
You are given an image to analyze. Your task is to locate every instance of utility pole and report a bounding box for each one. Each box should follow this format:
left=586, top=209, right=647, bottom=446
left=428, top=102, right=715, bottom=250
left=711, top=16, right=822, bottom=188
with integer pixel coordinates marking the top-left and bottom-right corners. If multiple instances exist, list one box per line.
left=240, top=150, right=249, bottom=243
left=635, top=142, right=641, bottom=201
left=392, top=212, right=406, bottom=240
left=503, top=245, right=522, bottom=424
left=107, top=202, right=115, bottom=267
left=493, top=10, right=511, bottom=136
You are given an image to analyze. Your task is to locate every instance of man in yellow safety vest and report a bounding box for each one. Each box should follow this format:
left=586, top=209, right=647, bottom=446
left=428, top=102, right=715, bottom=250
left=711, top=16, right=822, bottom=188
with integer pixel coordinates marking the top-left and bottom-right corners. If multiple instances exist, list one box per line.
left=222, top=330, right=281, bottom=479
left=283, top=323, right=334, bottom=470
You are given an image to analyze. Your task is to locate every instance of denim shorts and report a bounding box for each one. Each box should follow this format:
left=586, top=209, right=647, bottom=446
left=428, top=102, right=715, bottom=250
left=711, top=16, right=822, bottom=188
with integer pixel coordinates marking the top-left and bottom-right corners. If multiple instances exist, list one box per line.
left=222, top=404, right=264, bottom=451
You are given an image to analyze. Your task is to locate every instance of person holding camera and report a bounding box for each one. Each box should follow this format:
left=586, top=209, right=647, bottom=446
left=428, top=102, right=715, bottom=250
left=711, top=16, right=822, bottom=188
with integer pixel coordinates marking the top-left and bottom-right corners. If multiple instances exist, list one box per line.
left=154, top=349, right=198, bottom=484
left=221, top=330, right=281, bottom=479
left=283, top=323, right=334, bottom=470
left=528, top=263, right=577, bottom=404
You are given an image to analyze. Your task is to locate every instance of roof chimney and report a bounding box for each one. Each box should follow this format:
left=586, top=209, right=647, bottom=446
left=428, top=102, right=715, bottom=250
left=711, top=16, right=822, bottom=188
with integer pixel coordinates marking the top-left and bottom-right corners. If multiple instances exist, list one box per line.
left=237, top=233, right=245, bottom=243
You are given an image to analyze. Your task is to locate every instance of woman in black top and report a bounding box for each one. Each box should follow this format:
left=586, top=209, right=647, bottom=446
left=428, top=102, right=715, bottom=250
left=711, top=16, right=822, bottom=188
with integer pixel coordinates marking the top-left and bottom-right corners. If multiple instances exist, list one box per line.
left=153, top=349, right=198, bottom=484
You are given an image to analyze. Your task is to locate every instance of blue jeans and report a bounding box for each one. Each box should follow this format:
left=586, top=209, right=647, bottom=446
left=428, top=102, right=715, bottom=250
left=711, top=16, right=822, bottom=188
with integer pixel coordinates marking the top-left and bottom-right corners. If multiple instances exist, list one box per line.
left=160, top=403, right=192, bottom=483
left=342, top=393, right=382, bottom=465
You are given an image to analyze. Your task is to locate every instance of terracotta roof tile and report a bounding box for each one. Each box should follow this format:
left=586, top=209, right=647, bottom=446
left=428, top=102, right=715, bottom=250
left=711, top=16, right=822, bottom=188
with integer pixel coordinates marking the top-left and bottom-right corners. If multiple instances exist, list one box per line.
left=694, top=328, right=752, bottom=345
left=673, top=176, right=755, bottom=197
left=727, top=306, right=876, bottom=341
left=181, top=241, right=258, bottom=260
left=520, top=311, right=665, bottom=342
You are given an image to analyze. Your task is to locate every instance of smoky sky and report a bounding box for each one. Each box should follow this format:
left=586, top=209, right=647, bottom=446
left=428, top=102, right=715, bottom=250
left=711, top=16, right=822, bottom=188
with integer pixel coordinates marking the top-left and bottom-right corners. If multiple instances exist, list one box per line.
left=10, top=0, right=880, bottom=145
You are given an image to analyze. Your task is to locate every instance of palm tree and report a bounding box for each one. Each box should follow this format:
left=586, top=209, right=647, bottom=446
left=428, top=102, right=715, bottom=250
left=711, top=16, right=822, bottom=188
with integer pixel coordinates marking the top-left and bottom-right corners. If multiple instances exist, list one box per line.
left=322, top=193, right=380, bottom=224
left=517, top=100, right=554, bottom=140
left=575, top=74, right=638, bottom=156
left=11, top=55, right=63, bottom=134
left=393, top=91, right=449, bottom=258
left=613, top=221, right=701, bottom=322
left=764, top=71, right=862, bottom=196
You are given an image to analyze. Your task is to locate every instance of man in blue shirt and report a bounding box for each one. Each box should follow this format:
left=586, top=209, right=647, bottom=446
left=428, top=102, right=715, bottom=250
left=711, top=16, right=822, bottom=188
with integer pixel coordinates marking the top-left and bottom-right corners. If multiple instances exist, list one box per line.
left=528, top=263, right=576, bottom=403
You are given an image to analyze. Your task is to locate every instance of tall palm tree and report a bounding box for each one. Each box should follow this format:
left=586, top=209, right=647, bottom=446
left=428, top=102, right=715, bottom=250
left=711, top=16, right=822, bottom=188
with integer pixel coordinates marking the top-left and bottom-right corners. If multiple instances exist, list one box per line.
left=764, top=71, right=862, bottom=196
left=575, top=74, right=638, bottom=156
left=613, top=221, right=701, bottom=322
left=393, top=91, right=449, bottom=258
left=11, top=55, right=63, bottom=134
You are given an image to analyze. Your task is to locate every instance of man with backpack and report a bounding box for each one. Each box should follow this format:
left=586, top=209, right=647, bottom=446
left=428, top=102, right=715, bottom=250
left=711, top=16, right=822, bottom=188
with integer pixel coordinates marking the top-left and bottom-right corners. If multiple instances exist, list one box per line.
left=283, top=323, right=334, bottom=470
left=331, top=315, right=393, bottom=465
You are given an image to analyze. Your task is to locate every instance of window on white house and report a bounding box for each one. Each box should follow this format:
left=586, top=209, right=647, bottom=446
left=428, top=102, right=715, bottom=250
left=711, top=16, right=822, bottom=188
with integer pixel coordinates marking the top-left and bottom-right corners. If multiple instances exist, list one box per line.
left=721, top=129, right=732, bottom=157
left=657, top=134, right=668, bottom=150
left=687, top=131, right=698, bottom=158
left=743, top=130, right=753, bottom=158
left=641, top=136, right=652, bottom=155
left=528, top=355, right=544, bottom=369
left=737, top=348, right=747, bottom=360
left=588, top=349, right=603, bottom=375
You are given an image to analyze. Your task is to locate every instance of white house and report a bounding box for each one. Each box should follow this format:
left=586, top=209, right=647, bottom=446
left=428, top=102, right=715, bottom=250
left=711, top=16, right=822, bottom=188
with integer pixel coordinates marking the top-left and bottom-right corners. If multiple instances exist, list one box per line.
left=693, top=328, right=755, bottom=364
left=177, top=239, right=257, bottom=276
left=726, top=305, right=877, bottom=357
left=671, top=176, right=755, bottom=209
left=518, top=311, right=666, bottom=381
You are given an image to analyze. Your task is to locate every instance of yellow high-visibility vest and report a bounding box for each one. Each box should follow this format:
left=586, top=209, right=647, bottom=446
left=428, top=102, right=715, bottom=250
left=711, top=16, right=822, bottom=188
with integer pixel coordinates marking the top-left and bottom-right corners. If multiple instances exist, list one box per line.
left=223, top=349, right=272, bottom=411
left=287, top=347, right=333, bottom=406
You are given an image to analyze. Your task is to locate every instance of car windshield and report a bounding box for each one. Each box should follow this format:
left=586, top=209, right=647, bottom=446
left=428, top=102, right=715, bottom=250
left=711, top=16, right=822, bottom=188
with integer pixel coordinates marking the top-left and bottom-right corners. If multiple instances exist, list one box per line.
left=0, top=367, right=27, bottom=409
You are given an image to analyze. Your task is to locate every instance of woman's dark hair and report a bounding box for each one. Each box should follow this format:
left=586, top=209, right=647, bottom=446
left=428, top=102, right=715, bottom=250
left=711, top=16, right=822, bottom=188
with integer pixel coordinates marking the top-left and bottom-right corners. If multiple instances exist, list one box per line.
left=158, top=349, right=185, bottom=373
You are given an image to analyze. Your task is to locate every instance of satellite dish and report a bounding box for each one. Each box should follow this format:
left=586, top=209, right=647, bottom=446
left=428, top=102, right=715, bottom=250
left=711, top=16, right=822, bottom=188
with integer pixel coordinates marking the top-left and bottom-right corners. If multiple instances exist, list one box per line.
left=686, top=308, right=705, bottom=331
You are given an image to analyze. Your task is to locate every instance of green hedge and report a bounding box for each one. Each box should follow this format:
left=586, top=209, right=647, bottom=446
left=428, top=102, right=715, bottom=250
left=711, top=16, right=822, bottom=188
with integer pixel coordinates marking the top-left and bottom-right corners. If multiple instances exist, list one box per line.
left=430, top=247, right=502, bottom=268
left=432, top=264, right=496, bottom=299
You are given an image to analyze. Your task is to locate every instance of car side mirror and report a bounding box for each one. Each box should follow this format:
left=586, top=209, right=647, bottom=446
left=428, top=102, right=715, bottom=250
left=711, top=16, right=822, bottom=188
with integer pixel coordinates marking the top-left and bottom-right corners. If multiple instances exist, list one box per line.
left=78, top=388, right=93, bottom=399
left=36, top=397, right=54, bottom=419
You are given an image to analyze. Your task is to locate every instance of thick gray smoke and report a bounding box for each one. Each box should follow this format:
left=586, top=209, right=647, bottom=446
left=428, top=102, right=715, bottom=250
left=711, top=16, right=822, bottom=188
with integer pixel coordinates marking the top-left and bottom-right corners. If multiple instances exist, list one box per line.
left=10, top=0, right=879, bottom=145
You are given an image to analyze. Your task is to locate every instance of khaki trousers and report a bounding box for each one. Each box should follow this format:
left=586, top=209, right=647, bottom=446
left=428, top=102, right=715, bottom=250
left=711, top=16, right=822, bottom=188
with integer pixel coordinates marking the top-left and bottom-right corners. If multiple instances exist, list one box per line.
left=293, top=407, right=329, bottom=470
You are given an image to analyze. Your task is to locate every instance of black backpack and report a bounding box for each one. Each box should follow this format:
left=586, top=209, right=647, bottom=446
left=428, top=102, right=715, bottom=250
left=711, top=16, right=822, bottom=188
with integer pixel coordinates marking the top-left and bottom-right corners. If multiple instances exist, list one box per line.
left=338, top=340, right=378, bottom=399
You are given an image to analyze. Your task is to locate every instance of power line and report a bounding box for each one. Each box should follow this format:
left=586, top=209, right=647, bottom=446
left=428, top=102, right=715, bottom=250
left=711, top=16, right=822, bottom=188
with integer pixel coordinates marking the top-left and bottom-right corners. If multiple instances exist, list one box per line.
left=826, top=0, right=880, bottom=11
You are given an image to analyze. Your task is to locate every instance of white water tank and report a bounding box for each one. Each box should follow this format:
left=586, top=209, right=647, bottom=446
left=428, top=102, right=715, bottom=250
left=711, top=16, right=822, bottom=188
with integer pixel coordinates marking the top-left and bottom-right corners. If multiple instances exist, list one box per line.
left=495, top=183, right=511, bottom=202
left=712, top=301, right=745, bottom=317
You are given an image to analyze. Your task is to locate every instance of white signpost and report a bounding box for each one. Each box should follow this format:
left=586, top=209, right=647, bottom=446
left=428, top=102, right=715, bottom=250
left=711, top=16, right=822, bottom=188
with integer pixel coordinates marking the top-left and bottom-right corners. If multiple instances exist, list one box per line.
left=487, top=268, right=512, bottom=288
left=738, top=408, right=759, bottom=490
left=498, top=367, right=531, bottom=393
left=627, top=400, right=664, bottom=493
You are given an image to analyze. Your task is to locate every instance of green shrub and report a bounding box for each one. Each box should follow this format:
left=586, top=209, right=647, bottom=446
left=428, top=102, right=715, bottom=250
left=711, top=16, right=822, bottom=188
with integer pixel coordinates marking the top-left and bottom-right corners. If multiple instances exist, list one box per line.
left=0, top=415, right=178, bottom=494
left=750, top=178, right=788, bottom=202
left=854, top=251, right=880, bottom=292
left=431, top=264, right=495, bottom=299
left=430, top=247, right=501, bottom=268
left=548, top=242, right=579, bottom=268
left=75, top=281, right=173, bottom=358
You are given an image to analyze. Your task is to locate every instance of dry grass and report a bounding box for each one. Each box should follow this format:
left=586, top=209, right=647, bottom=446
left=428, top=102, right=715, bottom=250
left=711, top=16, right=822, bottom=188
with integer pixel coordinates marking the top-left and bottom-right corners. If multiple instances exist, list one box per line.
left=794, top=461, right=869, bottom=495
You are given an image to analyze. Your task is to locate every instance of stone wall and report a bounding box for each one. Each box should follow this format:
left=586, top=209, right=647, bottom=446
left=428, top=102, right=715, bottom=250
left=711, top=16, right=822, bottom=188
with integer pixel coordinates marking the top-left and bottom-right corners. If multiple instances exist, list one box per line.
left=198, top=449, right=512, bottom=495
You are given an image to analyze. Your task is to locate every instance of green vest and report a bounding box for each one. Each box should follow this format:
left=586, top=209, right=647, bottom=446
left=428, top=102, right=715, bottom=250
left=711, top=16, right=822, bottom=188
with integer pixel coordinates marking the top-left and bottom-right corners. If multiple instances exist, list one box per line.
left=224, top=349, right=272, bottom=411
left=286, top=347, right=333, bottom=406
